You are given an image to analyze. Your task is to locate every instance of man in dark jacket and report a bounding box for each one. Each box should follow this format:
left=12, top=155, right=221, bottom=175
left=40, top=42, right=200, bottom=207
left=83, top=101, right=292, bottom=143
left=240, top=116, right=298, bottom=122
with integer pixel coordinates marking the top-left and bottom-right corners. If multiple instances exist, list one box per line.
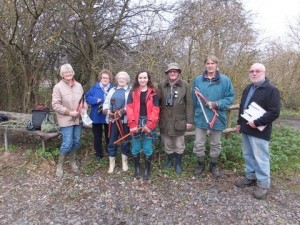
left=158, top=62, right=194, bottom=175
left=235, top=63, right=281, bottom=200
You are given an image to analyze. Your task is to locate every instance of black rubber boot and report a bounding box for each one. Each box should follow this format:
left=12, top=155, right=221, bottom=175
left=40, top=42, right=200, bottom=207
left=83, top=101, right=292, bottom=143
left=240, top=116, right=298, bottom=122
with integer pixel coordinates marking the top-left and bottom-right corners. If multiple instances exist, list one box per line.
left=163, top=153, right=174, bottom=170
left=175, top=153, right=183, bottom=175
left=133, top=153, right=141, bottom=179
left=143, top=155, right=152, bottom=180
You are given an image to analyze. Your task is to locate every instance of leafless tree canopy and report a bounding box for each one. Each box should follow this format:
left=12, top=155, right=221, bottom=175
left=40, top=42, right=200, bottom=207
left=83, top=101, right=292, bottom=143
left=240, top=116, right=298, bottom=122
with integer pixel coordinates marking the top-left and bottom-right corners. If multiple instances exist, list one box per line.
left=0, top=0, right=299, bottom=112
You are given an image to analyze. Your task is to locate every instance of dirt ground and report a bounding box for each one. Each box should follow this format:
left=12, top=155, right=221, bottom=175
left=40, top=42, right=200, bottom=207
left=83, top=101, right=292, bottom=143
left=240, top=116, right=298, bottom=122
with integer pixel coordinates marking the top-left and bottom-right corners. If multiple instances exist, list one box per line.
left=0, top=117, right=299, bottom=224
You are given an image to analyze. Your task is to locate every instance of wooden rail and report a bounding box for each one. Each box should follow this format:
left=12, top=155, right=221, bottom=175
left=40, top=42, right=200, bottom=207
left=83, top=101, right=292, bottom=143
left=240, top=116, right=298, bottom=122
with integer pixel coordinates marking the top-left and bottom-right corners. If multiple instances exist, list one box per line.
left=184, top=104, right=239, bottom=136
left=0, top=105, right=240, bottom=151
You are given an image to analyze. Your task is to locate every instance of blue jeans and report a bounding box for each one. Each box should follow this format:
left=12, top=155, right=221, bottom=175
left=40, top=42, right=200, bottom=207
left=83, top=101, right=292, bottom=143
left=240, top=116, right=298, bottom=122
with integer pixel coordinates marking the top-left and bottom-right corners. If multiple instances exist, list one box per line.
left=242, top=134, right=270, bottom=188
left=60, top=124, right=83, bottom=154
left=107, top=122, right=130, bottom=157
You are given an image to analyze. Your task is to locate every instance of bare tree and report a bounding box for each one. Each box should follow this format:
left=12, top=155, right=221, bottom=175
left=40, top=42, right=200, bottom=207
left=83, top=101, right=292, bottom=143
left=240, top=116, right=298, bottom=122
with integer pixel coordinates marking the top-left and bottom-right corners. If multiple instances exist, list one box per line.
left=0, top=0, right=61, bottom=111
left=162, top=0, right=258, bottom=97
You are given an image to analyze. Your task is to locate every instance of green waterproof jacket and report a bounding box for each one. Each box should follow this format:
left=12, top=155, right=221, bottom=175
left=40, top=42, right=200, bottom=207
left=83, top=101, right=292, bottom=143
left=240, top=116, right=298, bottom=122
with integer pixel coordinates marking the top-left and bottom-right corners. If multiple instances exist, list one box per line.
left=158, top=79, right=194, bottom=136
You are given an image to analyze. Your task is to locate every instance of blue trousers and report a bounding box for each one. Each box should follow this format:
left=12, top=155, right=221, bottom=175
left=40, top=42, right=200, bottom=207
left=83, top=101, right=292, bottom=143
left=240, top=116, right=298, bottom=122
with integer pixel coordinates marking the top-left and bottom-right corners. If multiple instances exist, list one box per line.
left=242, top=134, right=270, bottom=188
left=107, top=122, right=130, bottom=157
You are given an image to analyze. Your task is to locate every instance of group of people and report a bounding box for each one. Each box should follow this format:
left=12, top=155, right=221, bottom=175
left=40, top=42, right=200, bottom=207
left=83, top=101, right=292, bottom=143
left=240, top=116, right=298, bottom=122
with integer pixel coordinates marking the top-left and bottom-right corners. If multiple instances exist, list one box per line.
left=52, top=56, right=280, bottom=200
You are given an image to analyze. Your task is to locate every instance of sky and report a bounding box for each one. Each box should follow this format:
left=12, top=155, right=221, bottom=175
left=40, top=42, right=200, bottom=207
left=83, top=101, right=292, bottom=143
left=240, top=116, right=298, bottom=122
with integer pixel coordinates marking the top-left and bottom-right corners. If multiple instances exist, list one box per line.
left=242, top=0, right=300, bottom=41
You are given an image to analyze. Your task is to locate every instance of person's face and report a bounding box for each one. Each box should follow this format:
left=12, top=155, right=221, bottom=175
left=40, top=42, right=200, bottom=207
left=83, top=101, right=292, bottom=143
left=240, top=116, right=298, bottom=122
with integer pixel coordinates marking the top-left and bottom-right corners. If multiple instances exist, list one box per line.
left=205, top=59, right=218, bottom=74
left=62, top=70, right=74, bottom=81
left=100, top=73, right=110, bottom=86
left=249, top=65, right=266, bottom=85
left=117, top=74, right=127, bottom=87
left=138, top=72, right=149, bottom=88
left=167, top=69, right=180, bottom=81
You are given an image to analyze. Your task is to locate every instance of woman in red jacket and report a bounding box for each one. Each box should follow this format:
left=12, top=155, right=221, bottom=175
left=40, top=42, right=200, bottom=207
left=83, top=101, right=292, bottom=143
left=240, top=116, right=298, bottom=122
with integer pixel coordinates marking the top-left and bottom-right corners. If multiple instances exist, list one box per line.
left=126, top=70, right=160, bottom=180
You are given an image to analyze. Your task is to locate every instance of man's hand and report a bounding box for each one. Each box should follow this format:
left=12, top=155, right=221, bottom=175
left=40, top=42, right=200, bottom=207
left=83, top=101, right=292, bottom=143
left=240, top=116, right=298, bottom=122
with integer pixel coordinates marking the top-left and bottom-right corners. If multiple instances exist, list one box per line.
left=207, top=101, right=218, bottom=109
left=247, top=121, right=257, bottom=129
left=186, top=123, right=193, bottom=130
left=142, top=125, right=151, bottom=134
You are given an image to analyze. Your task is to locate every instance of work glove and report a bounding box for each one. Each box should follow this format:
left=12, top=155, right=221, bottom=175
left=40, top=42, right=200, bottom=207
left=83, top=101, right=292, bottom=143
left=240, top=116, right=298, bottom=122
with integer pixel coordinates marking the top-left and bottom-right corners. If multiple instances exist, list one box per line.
left=142, top=125, right=151, bottom=135
left=130, top=127, right=138, bottom=135
left=207, top=101, right=218, bottom=110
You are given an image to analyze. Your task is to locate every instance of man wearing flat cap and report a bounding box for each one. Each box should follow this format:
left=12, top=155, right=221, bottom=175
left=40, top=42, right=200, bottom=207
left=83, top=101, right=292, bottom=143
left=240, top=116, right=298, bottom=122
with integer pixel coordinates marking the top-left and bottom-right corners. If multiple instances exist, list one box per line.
left=158, top=62, right=194, bottom=175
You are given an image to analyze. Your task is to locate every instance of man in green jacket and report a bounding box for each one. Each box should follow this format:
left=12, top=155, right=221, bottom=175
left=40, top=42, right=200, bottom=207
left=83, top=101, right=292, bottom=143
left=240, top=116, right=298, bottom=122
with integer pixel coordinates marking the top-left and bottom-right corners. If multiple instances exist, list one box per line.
left=158, top=62, right=194, bottom=175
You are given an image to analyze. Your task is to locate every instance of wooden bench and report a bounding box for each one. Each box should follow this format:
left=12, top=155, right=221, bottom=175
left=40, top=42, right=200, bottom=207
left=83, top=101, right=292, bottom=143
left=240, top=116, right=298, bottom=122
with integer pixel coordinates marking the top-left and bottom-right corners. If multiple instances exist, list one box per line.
left=0, top=111, right=60, bottom=151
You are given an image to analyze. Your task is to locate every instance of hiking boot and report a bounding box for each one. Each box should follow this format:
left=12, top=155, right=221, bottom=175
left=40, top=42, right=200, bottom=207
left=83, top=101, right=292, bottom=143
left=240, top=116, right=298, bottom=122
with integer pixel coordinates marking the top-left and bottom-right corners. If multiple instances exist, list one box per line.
left=194, top=161, right=205, bottom=175
left=209, top=162, right=221, bottom=177
left=253, top=186, right=268, bottom=200
left=235, top=177, right=256, bottom=188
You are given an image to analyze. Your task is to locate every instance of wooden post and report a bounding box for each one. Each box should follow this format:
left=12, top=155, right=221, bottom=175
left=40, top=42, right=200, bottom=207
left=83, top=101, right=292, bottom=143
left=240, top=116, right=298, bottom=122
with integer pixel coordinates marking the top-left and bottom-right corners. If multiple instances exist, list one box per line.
left=4, top=127, right=8, bottom=151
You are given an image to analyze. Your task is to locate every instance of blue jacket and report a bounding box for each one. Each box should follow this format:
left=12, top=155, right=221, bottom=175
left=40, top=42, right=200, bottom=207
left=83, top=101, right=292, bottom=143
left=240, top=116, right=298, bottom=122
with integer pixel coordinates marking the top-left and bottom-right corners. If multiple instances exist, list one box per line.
left=192, top=71, right=235, bottom=130
left=86, top=83, right=113, bottom=124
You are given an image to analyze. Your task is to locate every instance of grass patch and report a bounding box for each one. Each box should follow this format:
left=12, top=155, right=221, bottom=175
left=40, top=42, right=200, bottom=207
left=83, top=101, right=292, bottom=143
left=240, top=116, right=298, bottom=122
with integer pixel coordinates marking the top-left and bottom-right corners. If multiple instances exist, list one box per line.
left=280, top=107, right=300, bottom=118
left=4, top=120, right=298, bottom=180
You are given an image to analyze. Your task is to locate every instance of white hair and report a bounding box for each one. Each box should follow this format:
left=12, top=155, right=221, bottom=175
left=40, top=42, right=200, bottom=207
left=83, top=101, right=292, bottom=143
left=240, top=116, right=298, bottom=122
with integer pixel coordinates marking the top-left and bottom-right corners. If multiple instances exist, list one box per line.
left=115, top=71, right=130, bottom=84
left=60, top=64, right=75, bottom=77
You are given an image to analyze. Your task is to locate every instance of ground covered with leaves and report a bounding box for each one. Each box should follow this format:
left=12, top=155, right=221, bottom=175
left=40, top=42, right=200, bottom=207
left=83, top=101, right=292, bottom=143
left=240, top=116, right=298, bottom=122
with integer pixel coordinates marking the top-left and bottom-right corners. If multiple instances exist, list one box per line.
left=0, top=147, right=299, bottom=225
left=0, top=117, right=300, bottom=224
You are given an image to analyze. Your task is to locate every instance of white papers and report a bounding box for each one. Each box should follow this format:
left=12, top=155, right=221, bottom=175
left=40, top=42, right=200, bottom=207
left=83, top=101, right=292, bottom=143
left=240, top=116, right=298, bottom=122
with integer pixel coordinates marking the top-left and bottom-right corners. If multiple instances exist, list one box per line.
left=80, top=110, right=93, bottom=126
left=241, top=102, right=267, bottom=131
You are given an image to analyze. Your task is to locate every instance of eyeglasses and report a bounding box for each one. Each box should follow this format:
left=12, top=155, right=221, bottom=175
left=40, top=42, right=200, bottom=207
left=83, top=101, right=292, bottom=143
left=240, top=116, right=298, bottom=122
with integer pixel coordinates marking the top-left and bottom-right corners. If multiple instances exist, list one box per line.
left=102, top=77, right=110, bottom=80
left=249, top=70, right=263, bottom=74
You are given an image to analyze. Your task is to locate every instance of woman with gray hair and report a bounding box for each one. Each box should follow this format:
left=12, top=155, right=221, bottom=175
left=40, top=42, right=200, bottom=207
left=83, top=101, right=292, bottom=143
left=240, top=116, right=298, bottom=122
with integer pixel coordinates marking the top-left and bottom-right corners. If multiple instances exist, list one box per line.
left=52, top=63, right=88, bottom=177
left=103, top=71, right=131, bottom=174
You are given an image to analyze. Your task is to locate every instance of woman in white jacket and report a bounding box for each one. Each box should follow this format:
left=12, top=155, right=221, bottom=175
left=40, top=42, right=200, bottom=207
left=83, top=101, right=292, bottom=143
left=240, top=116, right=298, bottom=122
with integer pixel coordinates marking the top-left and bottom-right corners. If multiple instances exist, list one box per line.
left=103, top=71, right=131, bottom=174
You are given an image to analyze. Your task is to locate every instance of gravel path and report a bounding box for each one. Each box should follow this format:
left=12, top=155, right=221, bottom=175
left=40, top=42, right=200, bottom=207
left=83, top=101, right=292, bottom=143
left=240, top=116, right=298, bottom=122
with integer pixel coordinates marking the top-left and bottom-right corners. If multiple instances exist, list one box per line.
left=0, top=153, right=299, bottom=225
left=0, top=117, right=299, bottom=225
